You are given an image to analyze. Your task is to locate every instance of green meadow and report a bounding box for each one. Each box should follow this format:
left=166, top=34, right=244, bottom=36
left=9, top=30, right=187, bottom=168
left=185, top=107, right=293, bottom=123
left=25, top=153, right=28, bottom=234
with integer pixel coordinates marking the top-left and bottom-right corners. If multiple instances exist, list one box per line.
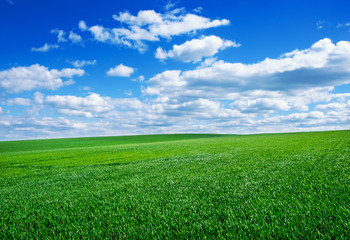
left=0, top=131, right=349, bottom=239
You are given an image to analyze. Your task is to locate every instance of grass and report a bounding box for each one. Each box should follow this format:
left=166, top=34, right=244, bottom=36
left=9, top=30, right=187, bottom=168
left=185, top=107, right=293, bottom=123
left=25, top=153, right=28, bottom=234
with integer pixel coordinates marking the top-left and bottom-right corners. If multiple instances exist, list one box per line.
left=0, top=131, right=349, bottom=239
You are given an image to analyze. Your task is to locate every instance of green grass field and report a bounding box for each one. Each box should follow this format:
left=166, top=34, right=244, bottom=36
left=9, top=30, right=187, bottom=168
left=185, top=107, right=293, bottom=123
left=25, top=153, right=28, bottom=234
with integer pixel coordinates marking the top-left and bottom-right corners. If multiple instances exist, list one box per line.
left=1, top=131, right=349, bottom=239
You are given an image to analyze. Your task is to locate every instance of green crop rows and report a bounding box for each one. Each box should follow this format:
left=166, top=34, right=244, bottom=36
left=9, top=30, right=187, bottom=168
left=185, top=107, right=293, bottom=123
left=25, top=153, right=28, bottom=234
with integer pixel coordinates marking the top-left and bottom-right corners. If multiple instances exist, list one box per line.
left=0, top=131, right=349, bottom=239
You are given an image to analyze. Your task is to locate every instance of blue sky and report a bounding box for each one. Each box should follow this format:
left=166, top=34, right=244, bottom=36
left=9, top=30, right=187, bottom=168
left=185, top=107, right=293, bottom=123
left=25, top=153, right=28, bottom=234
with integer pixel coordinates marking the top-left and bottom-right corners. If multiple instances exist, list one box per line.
left=1, top=0, right=350, bottom=140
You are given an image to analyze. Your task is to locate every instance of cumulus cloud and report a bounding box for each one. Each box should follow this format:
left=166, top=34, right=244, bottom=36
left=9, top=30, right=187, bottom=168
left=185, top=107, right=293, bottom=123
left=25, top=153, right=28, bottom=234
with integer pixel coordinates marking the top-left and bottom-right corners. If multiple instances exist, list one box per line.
left=31, top=43, right=59, bottom=52
left=141, top=38, right=350, bottom=121
left=113, top=10, right=163, bottom=26
left=155, top=35, right=240, bottom=62
left=6, top=98, right=32, bottom=106
left=0, top=115, right=94, bottom=140
left=231, top=98, right=290, bottom=113
left=193, top=7, right=203, bottom=13
left=69, top=31, right=82, bottom=43
left=43, top=93, right=145, bottom=119
left=138, top=75, right=145, bottom=82
left=124, top=89, right=133, bottom=96
left=107, top=64, right=134, bottom=77
left=69, top=59, right=96, bottom=68
left=315, top=102, right=348, bottom=111
left=261, top=111, right=327, bottom=127
left=51, top=29, right=67, bottom=42
left=146, top=38, right=350, bottom=99
left=57, top=109, right=94, bottom=118
left=79, top=20, right=88, bottom=31
left=45, top=93, right=115, bottom=116
left=0, top=64, right=84, bottom=93
left=164, top=1, right=177, bottom=11
left=34, top=92, right=45, bottom=104
left=89, top=25, right=111, bottom=42
left=4, top=38, right=350, bottom=140
left=80, top=8, right=229, bottom=51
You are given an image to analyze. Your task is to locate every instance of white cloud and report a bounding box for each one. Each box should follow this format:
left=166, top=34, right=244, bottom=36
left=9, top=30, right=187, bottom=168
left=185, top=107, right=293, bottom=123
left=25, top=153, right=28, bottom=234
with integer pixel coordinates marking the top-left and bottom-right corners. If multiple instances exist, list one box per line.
left=57, top=109, right=94, bottom=118
left=165, top=1, right=177, bottom=11
left=337, top=22, right=350, bottom=28
left=34, top=92, right=45, bottom=104
left=69, top=59, right=96, bottom=68
left=79, top=20, right=88, bottom=31
left=107, top=64, right=134, bottom=77
left=316, top=20, right=327, bottom=30
left=6, top=98, right=32, bottom=106
left=193, top=7, right=203, bottom=13
left=231, top=98, right=290, bottom=113
left=113, top=10, right=163, bottom=26
left=31, top=43, right=59, bottom=52
left=124, top=89, right=132, bottom=96
left=198, top=57, right=217, bottom=68
left=141, top=38, right=350, bottom=122
left=146, top=38, right=350, bottom=99
left=69, top=31, right=82, bottom=43
left=80, top=86, right=92, bottom=91
left=45, top=93, right=115, bottom=116
left=4, top=38, right=350, bottom=140
left=82, top=9, right=229, bottom=51
left=138, top=75, right=145, bottom=82
left=89, top=25, right=111, bottom=42
left=0, top=64, right=84, bottom=93
left=155, top=35, right=240, bottom=62
left=51, top=29, right=67, bottom=42
left=0, top=107, right=3, bottom=114
left=146, top=13, right=229, bottom=38
left=315, top=102, right=348, bottom=111
left=42, top=93, right=145, bottom=120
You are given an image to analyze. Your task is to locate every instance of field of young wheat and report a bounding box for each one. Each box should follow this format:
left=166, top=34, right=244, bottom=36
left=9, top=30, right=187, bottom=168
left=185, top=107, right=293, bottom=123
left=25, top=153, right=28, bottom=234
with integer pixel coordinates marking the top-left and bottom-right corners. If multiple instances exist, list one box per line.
left=1, top=131, right=349, bottom=239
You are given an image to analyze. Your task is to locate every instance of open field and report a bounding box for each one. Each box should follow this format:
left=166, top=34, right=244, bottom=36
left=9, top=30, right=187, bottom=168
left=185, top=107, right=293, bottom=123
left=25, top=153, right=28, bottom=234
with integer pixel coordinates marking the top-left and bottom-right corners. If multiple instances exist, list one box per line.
left=0, top=131, right=349, bottom=239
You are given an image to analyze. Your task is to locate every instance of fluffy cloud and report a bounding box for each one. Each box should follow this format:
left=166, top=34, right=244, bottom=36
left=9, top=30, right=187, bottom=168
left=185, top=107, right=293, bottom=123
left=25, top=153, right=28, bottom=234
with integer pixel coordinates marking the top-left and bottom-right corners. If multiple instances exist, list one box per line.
left=31, top=43, right=59, bottom=52
left=45, top=93, right=114, bottom=117
left=4, top=38, right=350, bottom=140
left=145, top=38, right=350, bottom=99
left=79, top=20, right=88, bottom=31
left=81, top=9, right=229, bottom=51
left=0, top=64, right=84, bottom=93
left=112, top=10, right=229, bottom=38
left=89, top=25, right=111, bottom=42
left=0, top=115, right=93, bottom=140
left=155, top=35, right=240, bottom=62
left=69, top=31, right=82, bottom=43
left=45, top=93, right=114, bottom=112
left=315, top=102, right=349, bottom=111
left=6, top=98, right=32, bottom=106
left=107, top=64, right=134, bottom=77
left=69, top=59, right=96, bottom=68
left=43, top=93, right=145, bottom=119
left=113, top=10, right=163, bottom=26
left=231, top=98, right=290, bottom=113
left=140, top=38, right=350, bottom=122
left=57, top=109, right=94, bottom=118
left=51, top=29, right=67, bottom=42
left=193, top=7, right=203, bottom=13
left=34, top=92, right=45, bottom=104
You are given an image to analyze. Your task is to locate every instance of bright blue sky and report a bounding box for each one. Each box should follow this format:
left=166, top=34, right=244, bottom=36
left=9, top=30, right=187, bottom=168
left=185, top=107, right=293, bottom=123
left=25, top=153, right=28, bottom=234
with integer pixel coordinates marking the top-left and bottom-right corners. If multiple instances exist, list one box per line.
left=1, top=0, right=350, bottom=140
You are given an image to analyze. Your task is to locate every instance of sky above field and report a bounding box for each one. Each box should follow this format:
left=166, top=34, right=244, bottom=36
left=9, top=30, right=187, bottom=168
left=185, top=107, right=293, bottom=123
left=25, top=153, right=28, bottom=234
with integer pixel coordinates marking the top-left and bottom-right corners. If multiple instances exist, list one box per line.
left=1, top=0, right=350, bottom=140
